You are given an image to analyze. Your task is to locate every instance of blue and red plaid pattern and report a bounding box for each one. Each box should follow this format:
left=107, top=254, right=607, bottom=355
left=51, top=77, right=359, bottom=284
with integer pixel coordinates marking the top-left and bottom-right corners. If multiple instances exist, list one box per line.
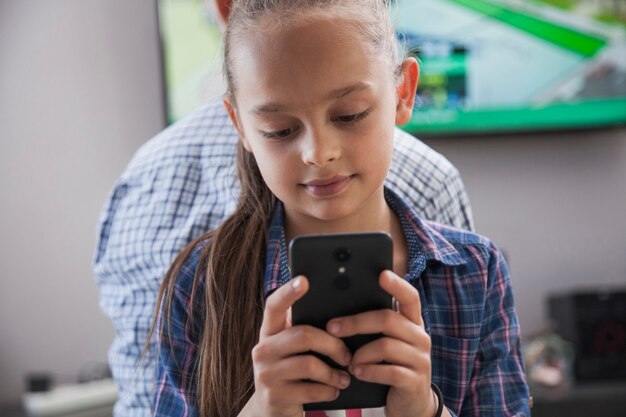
left=152, top=188, right=529, bottom=417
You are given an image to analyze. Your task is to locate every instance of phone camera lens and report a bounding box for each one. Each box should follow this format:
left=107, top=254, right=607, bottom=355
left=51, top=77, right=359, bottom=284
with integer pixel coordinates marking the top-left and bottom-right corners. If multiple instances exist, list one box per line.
left=334, top=248, right=351, bottom=262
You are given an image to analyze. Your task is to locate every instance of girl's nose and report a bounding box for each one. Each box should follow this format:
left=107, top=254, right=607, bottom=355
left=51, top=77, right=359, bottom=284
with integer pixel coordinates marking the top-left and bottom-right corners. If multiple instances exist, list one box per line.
left=301, top=127, right=341, bottom=167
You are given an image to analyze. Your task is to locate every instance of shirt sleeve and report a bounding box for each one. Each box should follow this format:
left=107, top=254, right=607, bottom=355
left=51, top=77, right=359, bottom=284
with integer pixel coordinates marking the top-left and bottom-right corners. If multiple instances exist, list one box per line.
left=460, top=245, right=530, bottom=417
left=92, top=174, right=163, bottom=416
left=92, top=159, right=208, bottom=416
left=153, top=244, right=207, bottom=417
left=92, top=100, right=239, bottom=417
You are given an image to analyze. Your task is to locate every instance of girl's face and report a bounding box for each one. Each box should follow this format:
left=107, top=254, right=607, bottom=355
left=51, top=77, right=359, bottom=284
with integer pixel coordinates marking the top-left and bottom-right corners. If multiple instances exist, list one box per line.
left=225, top=14, right=417, bottom=234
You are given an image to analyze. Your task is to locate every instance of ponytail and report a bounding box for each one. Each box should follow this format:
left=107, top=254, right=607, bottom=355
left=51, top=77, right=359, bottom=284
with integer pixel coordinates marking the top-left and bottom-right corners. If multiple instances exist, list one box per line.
left=153, top=143, right=275, bottom=416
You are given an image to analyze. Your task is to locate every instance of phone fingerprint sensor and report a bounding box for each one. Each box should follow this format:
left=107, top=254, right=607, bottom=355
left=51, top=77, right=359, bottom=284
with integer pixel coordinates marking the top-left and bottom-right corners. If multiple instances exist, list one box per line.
left=334, top=276, right=351, bottom=290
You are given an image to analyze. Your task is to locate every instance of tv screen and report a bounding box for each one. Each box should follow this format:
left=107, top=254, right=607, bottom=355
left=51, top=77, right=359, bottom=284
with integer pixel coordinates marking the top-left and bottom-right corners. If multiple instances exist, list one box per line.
left=158, top=0, right=626, bottom=135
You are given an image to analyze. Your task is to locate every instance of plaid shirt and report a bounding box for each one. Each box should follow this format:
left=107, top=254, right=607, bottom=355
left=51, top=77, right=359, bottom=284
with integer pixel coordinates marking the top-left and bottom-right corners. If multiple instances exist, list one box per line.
left=153, top=189, right=529, bottom=417
left=93, top=98, right=474, bottom=417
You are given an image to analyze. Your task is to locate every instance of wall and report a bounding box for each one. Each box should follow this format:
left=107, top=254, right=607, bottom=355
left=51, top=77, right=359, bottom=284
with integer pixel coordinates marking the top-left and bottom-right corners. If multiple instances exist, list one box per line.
left=0, top=0, right=164, bottom=403
left=1, top=0, right=625, bottom=405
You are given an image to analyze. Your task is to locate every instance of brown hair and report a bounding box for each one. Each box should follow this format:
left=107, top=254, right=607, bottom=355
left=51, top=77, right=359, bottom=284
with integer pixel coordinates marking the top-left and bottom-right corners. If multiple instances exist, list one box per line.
left=152, top=144, right=274, bottom=416
left=151, top=1, right=400, bottom=416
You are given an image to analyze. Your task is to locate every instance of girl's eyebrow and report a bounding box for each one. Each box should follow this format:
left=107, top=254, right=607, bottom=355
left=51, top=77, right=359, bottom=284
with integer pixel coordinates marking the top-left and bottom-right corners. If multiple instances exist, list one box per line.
left=251, top=103, right=284, bottom=115
left=250, top=82, right=373, bottom=115
left=324, top=81, right=372, bottom=100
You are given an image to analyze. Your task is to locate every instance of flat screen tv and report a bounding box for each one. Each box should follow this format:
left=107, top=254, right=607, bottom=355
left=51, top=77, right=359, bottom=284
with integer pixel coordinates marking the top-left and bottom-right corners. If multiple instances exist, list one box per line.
left=158, top=0, right=626, bottom=135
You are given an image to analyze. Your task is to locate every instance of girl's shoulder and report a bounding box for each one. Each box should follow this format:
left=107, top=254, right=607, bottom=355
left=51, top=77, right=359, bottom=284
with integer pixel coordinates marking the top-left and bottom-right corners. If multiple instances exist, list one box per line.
left=422, top=220, right=503, bottom=267
left=428, top=221, right=491, bottom=246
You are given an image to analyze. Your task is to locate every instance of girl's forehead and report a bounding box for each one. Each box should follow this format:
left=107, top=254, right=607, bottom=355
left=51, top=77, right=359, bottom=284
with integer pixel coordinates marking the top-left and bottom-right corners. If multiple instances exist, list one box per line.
left=238, top=10, right=379, bottom=51
left=232, top=15, right=381, bottom=73
left=226, top=9, right=398, bottom=111
left=235, top=20, right=384, bottom=87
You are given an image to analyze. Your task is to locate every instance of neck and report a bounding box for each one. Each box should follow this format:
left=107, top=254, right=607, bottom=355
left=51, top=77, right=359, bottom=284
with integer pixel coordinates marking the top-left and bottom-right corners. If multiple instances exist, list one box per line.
left=284, top=186, right=391, bottom=241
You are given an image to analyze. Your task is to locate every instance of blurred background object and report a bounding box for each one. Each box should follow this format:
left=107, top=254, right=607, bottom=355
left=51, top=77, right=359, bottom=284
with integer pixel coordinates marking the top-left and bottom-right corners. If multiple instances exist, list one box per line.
left=549, top=289, right=626, bottom=382
left=524, top=330, right=575, bottom=398
left=528, top=288, right=626, bottom=417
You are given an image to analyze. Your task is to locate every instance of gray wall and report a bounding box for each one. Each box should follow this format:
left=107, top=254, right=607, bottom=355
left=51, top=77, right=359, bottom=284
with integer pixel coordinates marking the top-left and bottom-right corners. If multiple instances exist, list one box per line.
left=0, top=0, right=163, bottom=403
left=1, top=0, right=625, bottom=405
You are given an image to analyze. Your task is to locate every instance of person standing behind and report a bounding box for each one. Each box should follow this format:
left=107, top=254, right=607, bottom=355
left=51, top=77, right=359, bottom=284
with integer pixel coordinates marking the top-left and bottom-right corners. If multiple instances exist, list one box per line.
left=92, top=0, right=473, bottom=415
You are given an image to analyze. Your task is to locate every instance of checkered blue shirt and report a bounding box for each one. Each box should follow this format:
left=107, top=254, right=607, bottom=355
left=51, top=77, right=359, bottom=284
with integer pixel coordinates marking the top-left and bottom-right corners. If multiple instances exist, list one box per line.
left=153, top=189, right=529, bottom=416
left=93, top=98, right=474, bottom=417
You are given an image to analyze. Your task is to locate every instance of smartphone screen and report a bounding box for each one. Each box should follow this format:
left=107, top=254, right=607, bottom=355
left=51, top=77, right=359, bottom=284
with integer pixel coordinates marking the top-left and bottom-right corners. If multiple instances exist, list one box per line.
left=289, top=232, right=393, bottom=411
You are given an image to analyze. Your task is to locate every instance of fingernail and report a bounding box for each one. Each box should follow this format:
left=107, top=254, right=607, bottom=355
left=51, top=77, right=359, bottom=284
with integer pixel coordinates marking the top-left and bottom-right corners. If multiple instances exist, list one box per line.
left=344, top=352, right=352, bottom=365
left=352, top=366, right=362, bottom=377
left=291, top=277, right=301, bottom=290
left=340, top=373, right=350, bottom=388
left=328, top=321, right=340, bottom=335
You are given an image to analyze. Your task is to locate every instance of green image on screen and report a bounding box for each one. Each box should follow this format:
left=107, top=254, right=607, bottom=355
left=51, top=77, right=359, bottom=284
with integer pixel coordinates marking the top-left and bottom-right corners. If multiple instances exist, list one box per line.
left=158, top=0, right=626, bottom=135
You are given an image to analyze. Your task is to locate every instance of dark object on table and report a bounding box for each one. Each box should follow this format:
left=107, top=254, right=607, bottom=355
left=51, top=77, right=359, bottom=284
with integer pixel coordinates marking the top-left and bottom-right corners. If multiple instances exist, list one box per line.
left=548, top=288, right=626, bottom=382
left=26, top=374, right=52, bottom=393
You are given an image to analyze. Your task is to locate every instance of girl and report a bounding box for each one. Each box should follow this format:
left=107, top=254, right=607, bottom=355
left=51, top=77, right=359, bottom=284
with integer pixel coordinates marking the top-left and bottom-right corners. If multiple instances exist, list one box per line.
left=152, top=1, right=530, bottom=416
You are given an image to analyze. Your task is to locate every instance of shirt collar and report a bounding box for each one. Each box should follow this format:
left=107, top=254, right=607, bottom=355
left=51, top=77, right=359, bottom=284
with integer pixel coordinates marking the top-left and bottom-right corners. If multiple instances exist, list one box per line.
left=263, top=187, right=467, bottom=297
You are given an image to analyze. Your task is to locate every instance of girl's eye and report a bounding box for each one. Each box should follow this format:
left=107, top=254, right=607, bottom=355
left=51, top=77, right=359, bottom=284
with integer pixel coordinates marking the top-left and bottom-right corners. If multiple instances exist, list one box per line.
left=333, top=110, right=370, bottom=124
left=260, top=127, right=296, bottom=139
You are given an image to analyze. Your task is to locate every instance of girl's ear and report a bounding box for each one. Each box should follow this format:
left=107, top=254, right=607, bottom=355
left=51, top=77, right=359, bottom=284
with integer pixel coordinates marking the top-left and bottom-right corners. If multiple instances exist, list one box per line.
left=395, top=57, right=419, bottom=126
left=223, top=95, right=252, bottom=152
left=214, top=0, right=232, bottom=24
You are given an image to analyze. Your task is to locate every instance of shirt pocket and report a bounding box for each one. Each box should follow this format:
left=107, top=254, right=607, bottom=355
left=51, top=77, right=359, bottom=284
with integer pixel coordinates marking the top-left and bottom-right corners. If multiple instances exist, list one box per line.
left=430, top=333, right=480, bottom=415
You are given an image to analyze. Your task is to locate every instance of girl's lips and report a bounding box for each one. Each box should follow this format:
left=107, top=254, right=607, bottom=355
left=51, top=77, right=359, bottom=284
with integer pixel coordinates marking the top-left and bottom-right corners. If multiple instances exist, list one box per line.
left=303, top=175, right=353, bottom=197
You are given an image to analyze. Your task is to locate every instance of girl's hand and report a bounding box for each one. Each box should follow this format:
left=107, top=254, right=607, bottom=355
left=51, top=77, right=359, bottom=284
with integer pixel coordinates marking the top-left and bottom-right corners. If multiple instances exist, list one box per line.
left=248, top=276, right=352, bottom=417
left=326, top=270, right=438, bottom=417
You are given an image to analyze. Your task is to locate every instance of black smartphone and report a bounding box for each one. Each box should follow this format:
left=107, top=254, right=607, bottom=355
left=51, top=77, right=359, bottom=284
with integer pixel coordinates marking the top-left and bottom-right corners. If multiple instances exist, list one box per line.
left=289, top=232, right=393, bottom=411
